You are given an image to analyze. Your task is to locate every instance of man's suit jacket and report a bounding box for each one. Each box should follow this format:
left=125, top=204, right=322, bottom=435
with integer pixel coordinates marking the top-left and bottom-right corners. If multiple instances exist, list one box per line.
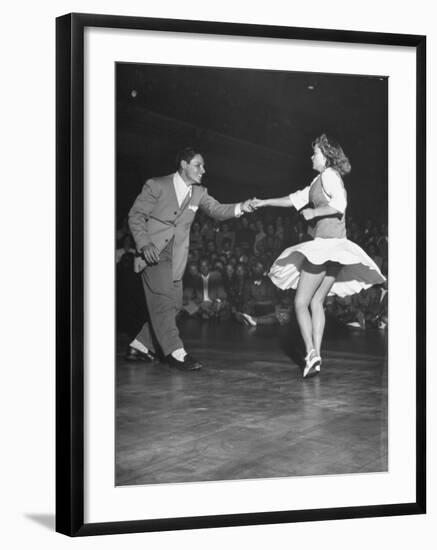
left=129, top=173, right=239, bottom=280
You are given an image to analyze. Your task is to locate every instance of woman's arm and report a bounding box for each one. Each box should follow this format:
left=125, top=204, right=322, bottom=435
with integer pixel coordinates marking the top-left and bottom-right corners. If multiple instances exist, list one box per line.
left=253, top=185, right=311, bottom=211
left=301, top=205, right=341, bottom=220
left=253, top=196, right=294, bottom=208
left=314, top=205, right=341, bottom=216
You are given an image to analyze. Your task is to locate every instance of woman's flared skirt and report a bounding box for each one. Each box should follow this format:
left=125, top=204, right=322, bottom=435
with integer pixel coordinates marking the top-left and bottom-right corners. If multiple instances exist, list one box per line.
left=268, top=237, right=386, bottom=297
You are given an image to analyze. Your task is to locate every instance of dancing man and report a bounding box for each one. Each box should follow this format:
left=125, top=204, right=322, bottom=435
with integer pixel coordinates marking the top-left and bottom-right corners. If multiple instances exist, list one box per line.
left=127, top=146, right=255, bottom=371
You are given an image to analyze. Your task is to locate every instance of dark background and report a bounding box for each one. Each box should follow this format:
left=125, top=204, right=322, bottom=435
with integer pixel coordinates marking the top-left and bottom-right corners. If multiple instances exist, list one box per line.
left=116, top=63, right=388, bottom=226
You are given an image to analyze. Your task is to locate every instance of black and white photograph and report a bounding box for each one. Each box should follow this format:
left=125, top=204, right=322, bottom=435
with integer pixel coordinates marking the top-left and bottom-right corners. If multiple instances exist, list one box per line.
left=1, top=1, right=430, bottom=547
left=115, top=62, right=389, bottom=486
left=1, top=0, right=434, bottom=545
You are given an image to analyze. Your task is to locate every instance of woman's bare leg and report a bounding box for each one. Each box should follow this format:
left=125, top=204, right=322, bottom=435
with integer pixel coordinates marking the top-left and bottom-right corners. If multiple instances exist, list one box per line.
left=294, top=264, right=327, bottom=355
left=310, top=274, right=337, bottom=357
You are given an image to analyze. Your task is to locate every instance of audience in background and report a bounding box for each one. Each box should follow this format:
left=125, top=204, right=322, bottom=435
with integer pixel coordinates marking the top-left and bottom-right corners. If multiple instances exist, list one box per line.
left=116, top=234, right=136, bottom=264
left=116, top=208, right=388, bottom=332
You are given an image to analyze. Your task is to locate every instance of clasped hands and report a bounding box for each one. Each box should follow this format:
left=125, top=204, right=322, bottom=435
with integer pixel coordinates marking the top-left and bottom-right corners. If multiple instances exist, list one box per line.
left=241, top=198, right=316, bottom=220
left=240, top=197, right=264, bottom=213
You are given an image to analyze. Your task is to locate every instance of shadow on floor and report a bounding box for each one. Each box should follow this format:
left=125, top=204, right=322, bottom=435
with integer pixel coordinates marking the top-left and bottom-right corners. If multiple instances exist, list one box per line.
left=279, top=321, right=305, bottom=367
left=279, top=316, right=352, bottom=368
left=25, top=514, right=55, bottom=531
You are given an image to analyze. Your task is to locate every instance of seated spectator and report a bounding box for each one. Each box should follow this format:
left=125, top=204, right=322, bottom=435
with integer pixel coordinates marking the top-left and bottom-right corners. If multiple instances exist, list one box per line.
left=275, top=215, right=285, bottom=241
left=275, top=289, right=294, bottom=326
left=187, top=249, right=200, bottom=266
left=189, top=221, right=204, bottom=252
left=115, top=234, right=136, bottom=263
left=356, top=285, right=387, bottom=329
left=331, top=294, right=366, bottom=329
left=181, top=262, right=200, bottom=316
left=183, top=262, right=200, bottom=293
left=247, top=255, right=258, bottom=272
left=192, top=258, right=231, bottom=320
left=248, top=220, right=257, bottom=233
left=256, top=223, right=282, bottom=255
left=206, top=239, right=216, bottom=255
left=200, top=219, right=215, bottom=243
left=235, top=216, right=255, bottom=252
left=218, top=253, right=228, bottom=265
left=262, top=250, right=275, bottom=268
left=209, top=252, right=219, bottom=266
left=234, top=260, right=280, bottom=327
left=253, top=219, right=266, bottom=255
left=223, top=263, right=236, bottom=294
left=213, top=259, right=225, bottom=276
left=233, top=245, right=243, bottom=260
left=228, top=255, right=238, bottom=268
left=239, top=253, right=250, bottom=267
left=216, top=221, right=236, bottom=251
left=227, top=262, right=248, bottom=311
left=288, top=219, right=309, bottom=245
left=220, top=237, right=233, bottom=260
left=324, top=295, right=337, bottom=319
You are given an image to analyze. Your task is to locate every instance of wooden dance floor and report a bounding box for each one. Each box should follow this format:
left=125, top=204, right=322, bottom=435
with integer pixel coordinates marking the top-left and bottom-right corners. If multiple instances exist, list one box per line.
left=116, top=319, right=387, bottom=486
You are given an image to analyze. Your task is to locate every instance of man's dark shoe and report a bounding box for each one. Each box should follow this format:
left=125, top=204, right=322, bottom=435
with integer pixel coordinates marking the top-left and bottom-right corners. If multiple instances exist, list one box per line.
left=167, top=353, right=203, bottom=371
left=125, top=346, right=158, bottom=362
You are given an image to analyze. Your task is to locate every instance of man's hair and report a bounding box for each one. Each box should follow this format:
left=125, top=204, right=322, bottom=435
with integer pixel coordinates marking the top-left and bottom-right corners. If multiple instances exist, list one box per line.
left=175, top=146, right=201, bottom=169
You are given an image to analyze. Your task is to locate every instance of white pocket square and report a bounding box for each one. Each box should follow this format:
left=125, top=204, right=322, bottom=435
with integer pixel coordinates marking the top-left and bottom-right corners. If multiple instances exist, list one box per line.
left=188, top=205, right=199, bottom=211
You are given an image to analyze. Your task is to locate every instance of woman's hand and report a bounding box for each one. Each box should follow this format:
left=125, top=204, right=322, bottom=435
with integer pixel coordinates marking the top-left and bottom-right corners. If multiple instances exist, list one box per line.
left=251, top=198, right=265, bottom=210
left=301, top=208, right=316, bottom=221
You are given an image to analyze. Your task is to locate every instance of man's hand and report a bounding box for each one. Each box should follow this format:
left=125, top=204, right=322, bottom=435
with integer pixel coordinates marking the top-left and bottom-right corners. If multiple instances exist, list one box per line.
left=142, top=242, right=160, bottom=264
left=301, top=208, right=316, bottom=221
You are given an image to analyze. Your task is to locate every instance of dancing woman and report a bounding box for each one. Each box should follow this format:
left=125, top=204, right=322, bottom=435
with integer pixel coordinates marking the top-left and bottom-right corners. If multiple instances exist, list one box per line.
left=252, top=134, right=386, bottom=378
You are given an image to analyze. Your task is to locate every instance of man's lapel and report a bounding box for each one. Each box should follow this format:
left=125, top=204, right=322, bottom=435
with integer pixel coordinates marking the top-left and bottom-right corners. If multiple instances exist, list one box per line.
left=164, top=173, right=179, bottom=211
left=179, top=189, right=192, bottom=212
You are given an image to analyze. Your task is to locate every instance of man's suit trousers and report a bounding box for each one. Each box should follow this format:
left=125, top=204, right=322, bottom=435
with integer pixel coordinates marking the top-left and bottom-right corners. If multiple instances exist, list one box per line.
left=135, top=241, right=183, bottom=356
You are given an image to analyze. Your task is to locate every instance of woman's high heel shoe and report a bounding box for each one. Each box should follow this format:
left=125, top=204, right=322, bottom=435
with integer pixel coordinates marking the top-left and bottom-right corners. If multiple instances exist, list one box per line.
left=303, top=349, right=321, bottom=378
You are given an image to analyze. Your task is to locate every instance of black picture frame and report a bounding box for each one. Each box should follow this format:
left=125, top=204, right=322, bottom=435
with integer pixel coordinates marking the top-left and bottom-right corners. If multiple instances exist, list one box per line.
left=56, top=12, right=426, bottom=537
